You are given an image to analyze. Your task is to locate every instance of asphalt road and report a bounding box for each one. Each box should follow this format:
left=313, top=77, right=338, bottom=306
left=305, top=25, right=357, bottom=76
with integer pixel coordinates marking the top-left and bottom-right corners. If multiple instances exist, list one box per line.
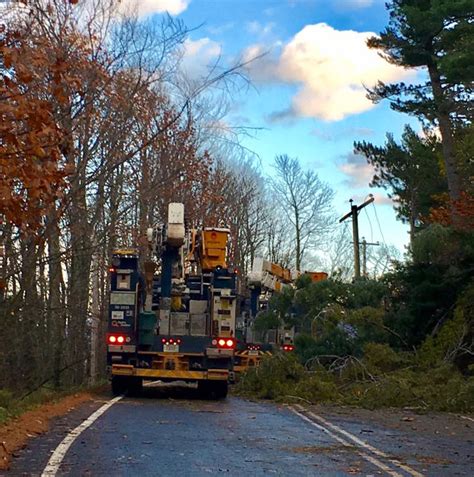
left=5, top=384, right=474, bottom=477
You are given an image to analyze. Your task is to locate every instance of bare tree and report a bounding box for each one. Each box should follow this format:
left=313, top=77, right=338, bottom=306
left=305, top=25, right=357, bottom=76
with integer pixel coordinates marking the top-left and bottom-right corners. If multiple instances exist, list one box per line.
left=270, top=155, right=334, bottom=271
left=262, top=194, right=293, bottom=268
left=0, top=0, right=256, bottom=395
left=315, top=224, right=353, bottom=281
left=367, top=244, right=401, bottom=278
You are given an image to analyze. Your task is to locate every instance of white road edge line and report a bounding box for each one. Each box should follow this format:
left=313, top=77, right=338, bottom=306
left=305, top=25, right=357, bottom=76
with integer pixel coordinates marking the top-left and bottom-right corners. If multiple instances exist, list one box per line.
left=41, top=395, right=123, bottom=477
left=289, top=406, right=404, bottom=477
left=292, top=404, right=425, bottom=477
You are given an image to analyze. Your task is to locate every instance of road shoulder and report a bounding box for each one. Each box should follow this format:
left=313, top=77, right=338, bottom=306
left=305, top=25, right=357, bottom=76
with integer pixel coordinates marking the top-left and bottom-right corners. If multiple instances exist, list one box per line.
left=299, top=404, right=474, bottom=476
left=0, top=390, right=108, bottom=471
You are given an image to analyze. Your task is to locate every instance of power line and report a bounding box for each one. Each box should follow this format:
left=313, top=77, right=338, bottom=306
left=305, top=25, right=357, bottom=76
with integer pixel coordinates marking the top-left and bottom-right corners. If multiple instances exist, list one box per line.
left=372, top=202, right=388, bottom=250
left=364, top=206, right=374, bottom=242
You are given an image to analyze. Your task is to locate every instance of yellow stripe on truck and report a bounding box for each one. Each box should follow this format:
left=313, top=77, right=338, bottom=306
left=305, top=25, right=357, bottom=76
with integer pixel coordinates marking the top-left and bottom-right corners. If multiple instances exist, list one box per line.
left=111, top=365, right=229, bottom=381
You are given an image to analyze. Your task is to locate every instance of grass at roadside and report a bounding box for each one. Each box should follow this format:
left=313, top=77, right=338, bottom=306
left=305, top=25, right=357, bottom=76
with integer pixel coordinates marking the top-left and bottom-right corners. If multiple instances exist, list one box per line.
left=234, top=352, right=474, bottom=413
left=0, top=384, right=107, bottom=471
left=0, top=382, right=107, bottom=426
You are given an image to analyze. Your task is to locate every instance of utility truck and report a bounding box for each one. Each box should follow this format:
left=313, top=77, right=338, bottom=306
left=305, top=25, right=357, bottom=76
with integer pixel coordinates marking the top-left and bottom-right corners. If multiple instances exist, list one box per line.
left=107, top=203, right=237, bottom=399
left=234, top=258, right=328, bottom=373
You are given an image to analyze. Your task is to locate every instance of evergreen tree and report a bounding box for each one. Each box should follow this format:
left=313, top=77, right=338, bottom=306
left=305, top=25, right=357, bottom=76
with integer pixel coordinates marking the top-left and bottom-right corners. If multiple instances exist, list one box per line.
left=355, top=125, right=447, bottom=241
left=367, top=0, right=474, bottom=216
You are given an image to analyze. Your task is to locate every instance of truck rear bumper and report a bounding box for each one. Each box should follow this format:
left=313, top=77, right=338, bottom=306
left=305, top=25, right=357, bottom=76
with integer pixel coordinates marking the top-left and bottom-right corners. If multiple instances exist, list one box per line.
left=233, top=350, right=271, bottom=373
left=111, top=364, right=229, bottom=381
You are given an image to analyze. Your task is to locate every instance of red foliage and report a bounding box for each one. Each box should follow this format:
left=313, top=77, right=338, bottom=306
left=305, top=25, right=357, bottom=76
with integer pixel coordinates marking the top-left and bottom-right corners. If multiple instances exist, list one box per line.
left=428, top=192, right=474, bottom=231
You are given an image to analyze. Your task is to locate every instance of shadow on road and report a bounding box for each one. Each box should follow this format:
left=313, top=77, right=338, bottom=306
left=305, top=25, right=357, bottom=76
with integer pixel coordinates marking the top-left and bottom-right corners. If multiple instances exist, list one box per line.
left=122, top=382, right=212, bottom=401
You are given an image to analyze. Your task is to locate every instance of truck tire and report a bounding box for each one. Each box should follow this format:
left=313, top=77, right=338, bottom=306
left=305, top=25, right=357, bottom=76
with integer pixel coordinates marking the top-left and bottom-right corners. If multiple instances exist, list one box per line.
left=112, top=376, right=143, bottom=396
left=197, top=380, right=210, bottom=399
left=111, top=376, right=128, bottom=395
left=128, top=377, right=143, bottom=396
left=214, top=381, right=228, bottom=399
left=198, top=380, right=228, bottom=400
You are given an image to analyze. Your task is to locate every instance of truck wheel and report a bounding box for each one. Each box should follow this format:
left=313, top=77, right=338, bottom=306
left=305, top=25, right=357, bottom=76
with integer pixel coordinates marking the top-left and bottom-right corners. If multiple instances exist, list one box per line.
left=111, top=376, right=128, bottom=395
left=198, top=380, right=228, bottom=400
left=128, top=377, right=143, bottom=396
left=214, top=381, right=228, bottom=399
left=197, top=380, right=210, bottom=399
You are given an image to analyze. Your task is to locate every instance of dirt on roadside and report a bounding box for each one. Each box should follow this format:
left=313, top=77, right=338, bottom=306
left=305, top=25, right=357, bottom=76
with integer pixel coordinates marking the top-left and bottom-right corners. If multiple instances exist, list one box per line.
left=0, top=391, right=98, bottom=471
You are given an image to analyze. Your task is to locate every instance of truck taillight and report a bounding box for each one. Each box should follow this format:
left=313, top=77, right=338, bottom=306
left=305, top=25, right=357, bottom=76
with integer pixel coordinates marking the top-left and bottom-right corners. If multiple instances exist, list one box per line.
left=217, top=337, right=235, bottom=349
left=108, top=334, right=127, bottom=344
left=282, top=345, right=294, bottom=352
left=161, top=337, right=182, bottom=345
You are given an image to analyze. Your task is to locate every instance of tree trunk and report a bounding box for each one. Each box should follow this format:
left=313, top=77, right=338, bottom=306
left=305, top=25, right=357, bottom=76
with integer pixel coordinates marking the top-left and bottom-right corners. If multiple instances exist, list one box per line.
left=19, top=236, right=41, bottom=390
left=409, top=186, right=418, bottom=244
left=46, top=209, right=65, bottom=388
left=68, top=188, right=92, bottom=386
left=89, top=250, right=100, bottom=384
left=427, top=62, right=463, bottom=223
left=294, top=209, right=301, bottom=271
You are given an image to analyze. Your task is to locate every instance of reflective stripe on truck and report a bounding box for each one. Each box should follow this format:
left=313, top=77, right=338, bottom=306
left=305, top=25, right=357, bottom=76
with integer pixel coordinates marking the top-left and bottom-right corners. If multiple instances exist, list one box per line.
left=111, top=364, right=229, bottom=381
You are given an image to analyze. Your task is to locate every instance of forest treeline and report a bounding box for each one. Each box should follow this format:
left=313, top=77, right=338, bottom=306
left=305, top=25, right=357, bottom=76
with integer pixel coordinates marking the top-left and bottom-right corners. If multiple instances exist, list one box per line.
left=0, top=0, right=473, bottom=413
left=0, top=0, right=349, bottom=399
left=238, top=0, right=474, bottom=411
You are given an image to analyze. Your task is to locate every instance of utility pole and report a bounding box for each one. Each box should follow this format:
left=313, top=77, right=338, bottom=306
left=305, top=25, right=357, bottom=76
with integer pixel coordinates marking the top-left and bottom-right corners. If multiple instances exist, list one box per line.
left=339, top=196, right=375, bottom=279
left=360, top=237, right=380, bottom=277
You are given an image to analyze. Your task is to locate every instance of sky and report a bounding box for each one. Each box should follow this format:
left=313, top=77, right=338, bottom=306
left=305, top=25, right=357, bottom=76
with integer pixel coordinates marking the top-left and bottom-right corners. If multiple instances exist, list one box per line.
left=121, top=0, right=422, bottom=255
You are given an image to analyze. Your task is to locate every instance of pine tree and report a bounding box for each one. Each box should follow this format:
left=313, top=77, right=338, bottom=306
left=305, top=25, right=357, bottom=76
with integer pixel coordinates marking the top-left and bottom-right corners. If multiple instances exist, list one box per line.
left=355, top=125, right=447, bottom=241
left=367, top=0, right=473, bottom=219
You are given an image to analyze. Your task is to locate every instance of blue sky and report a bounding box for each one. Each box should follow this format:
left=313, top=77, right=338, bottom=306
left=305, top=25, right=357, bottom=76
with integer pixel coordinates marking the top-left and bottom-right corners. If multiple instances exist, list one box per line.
left=125, top=0, right=423, bottom=254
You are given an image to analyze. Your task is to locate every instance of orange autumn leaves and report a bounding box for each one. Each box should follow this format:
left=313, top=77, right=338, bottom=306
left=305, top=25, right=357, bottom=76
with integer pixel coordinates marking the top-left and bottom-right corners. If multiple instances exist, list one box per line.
left=0, top=0, right=245, bottom=242
left=428, top=192, right=474, bottom=231
left=0, top=26, right=70, bottom=231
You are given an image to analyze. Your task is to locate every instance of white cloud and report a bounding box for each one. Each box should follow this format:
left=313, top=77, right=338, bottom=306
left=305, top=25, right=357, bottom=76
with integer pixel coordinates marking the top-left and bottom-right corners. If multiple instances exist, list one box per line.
left=245, top=23, right=412, bottom=121
left=242, top=43, right=281, bottom=82
left=184, top=38, right=220, bottom=57
left=311, top=126, right=374, bottom=142
left=333, top=0, right=378, bottom=10
left=419, top=125, right=442, bottom=140
left=246, top=21, right=260, bottom=34
left=372, top=193, right=395, bottom=206
left=338, top=153, right=375, bottom=188
left=181, top=38, right=222, bottom=78
left=119, top=0, right=190, bottom=16
left=206, top=22, right=235, bottom=35
left=280, top=24, right=411, bottom=120
left=353, top=192, right=395, bottom=206
left=246, top=21, right=275, bottom=36
left=346, top=0, right=374, bottom=7
left=339, top=156, right=397, bottom=206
